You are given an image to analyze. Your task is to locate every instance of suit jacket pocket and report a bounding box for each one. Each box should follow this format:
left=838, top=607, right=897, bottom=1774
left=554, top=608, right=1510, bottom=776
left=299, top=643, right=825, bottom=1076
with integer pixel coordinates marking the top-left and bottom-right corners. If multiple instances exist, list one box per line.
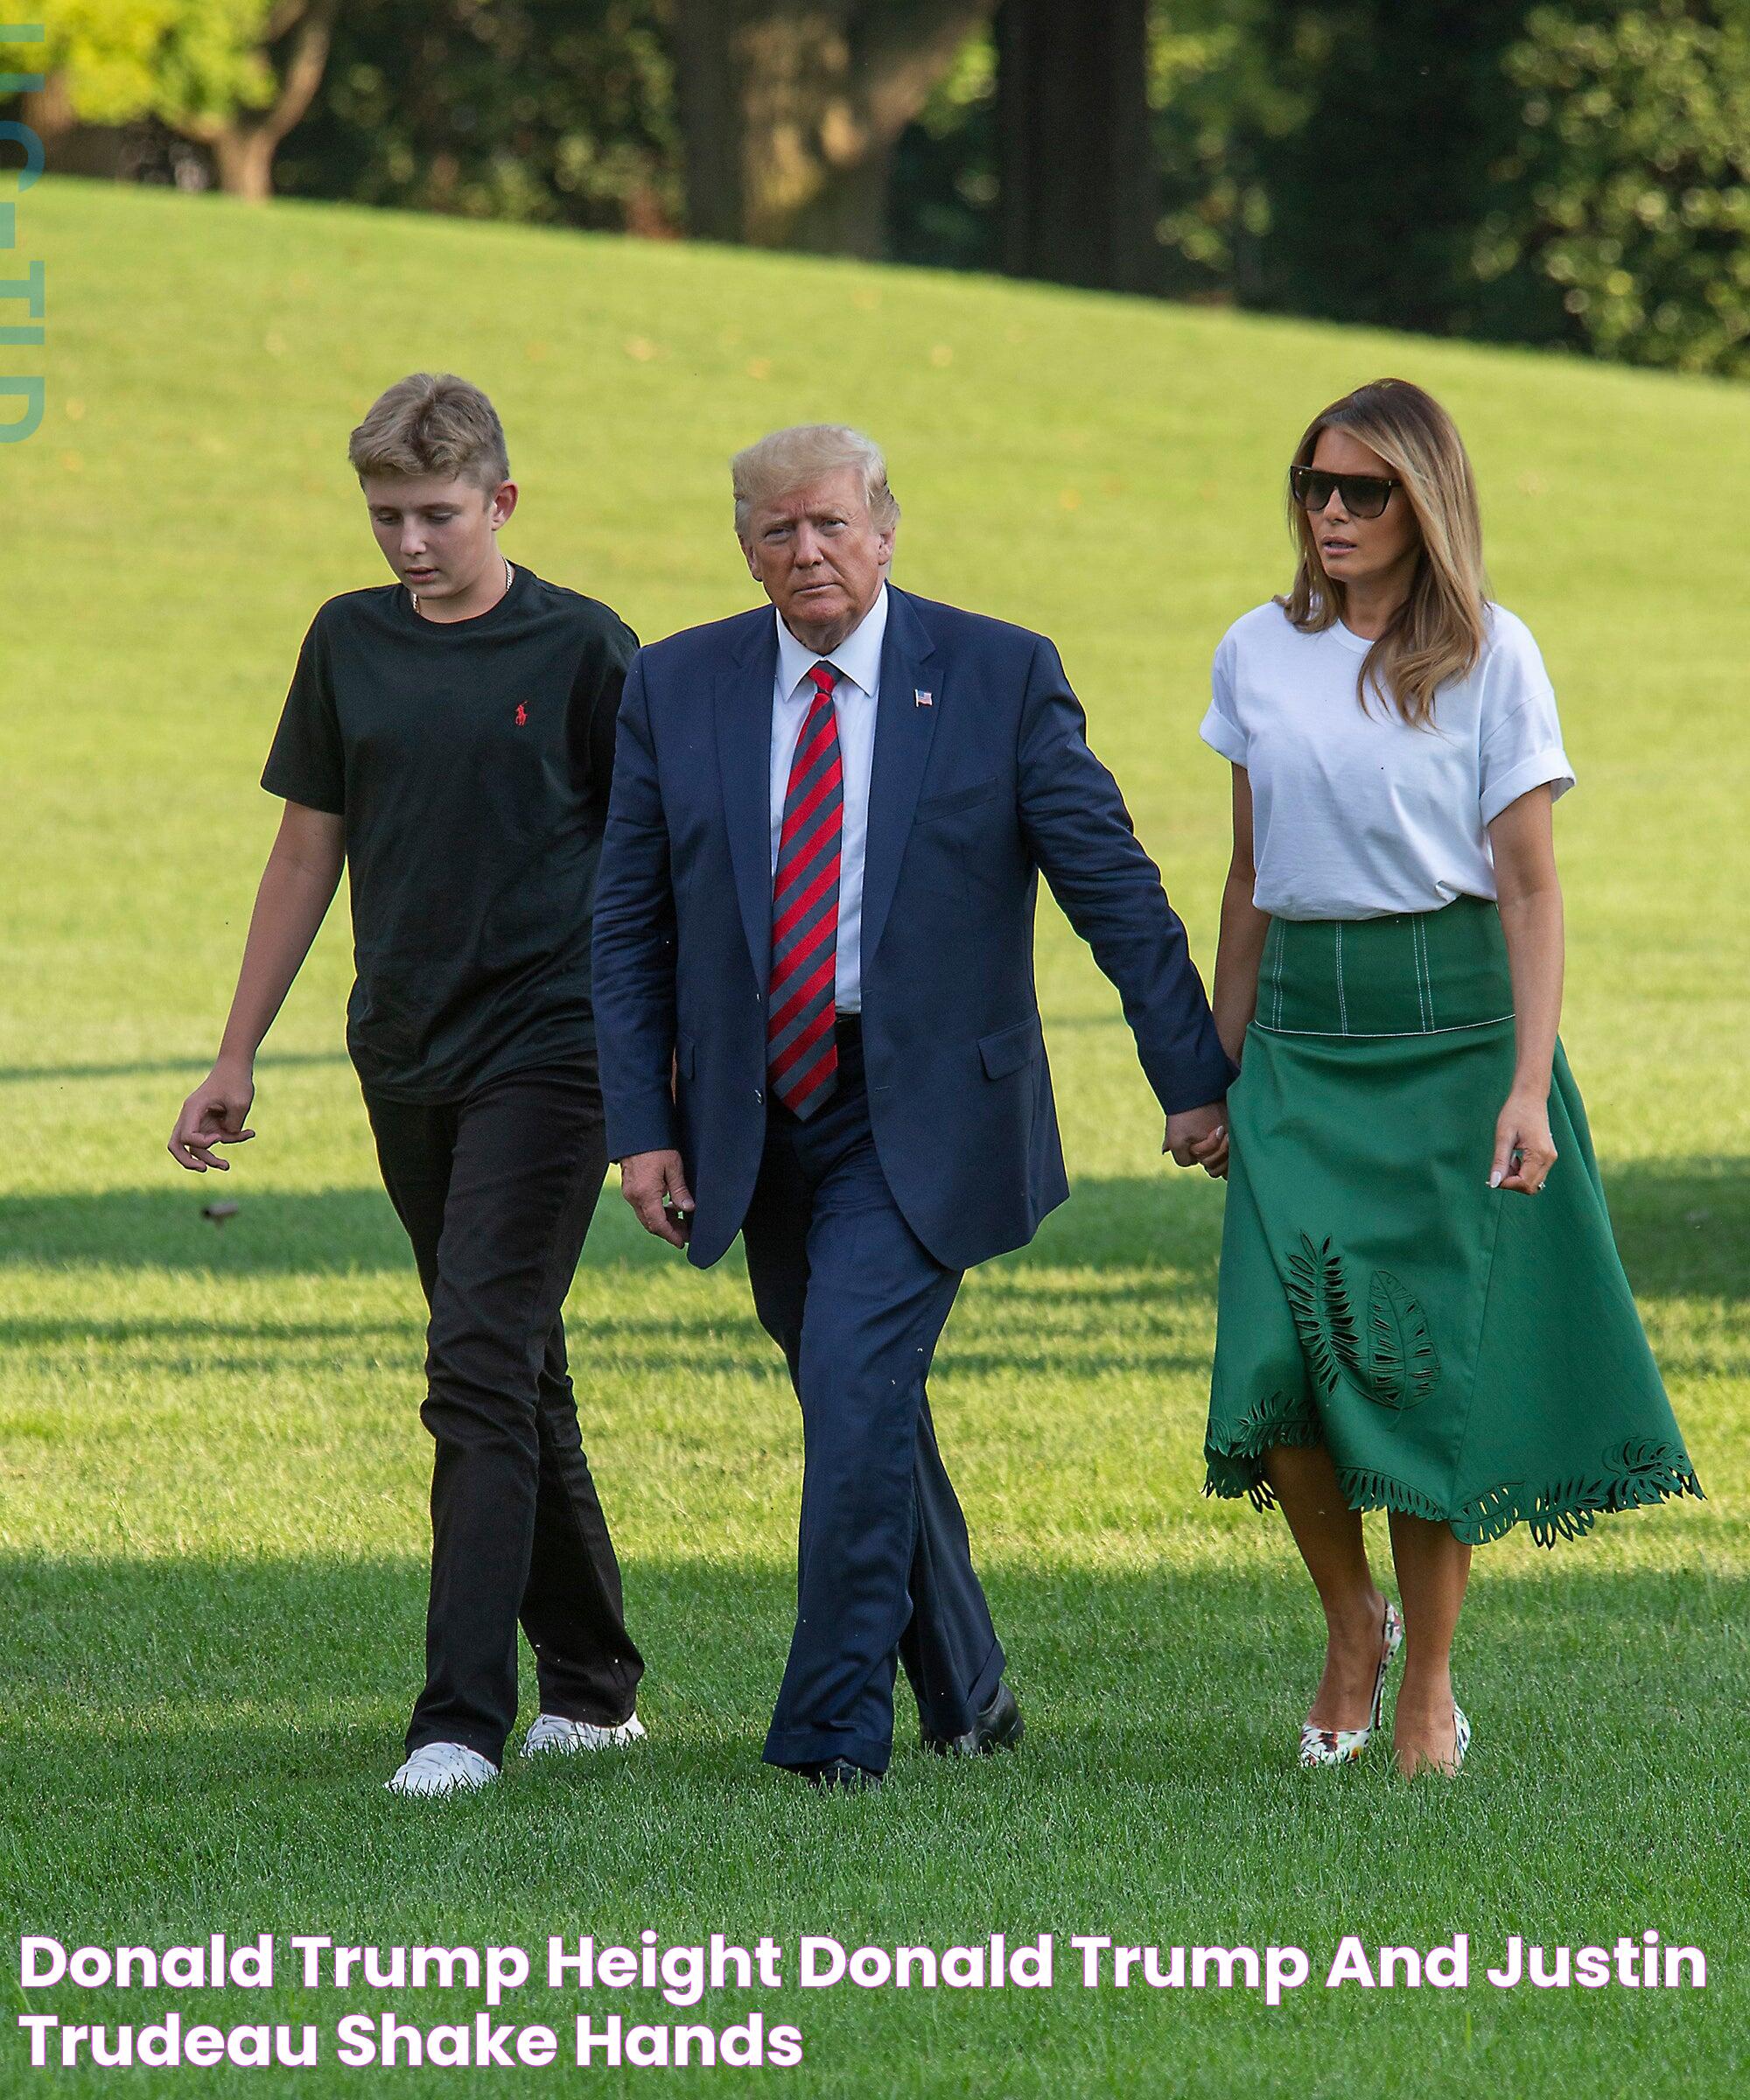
left=978, top=1014, right=1044, bottom=1080
left=917, top=776, right=998, bottom=820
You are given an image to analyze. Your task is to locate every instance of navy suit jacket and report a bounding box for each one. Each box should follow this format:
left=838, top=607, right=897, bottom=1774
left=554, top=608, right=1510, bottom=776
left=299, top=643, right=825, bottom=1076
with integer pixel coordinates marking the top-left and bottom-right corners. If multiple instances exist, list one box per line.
left=592, top=585, right=1235, bottom=1272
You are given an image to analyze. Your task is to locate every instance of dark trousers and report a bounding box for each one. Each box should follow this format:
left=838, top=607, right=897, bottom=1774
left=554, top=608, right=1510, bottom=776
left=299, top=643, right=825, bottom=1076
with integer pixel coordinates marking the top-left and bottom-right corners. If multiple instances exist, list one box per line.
left=742, top=1022, right=1004, bottom=1775
left=364, top=1065, right=643, bottom=1765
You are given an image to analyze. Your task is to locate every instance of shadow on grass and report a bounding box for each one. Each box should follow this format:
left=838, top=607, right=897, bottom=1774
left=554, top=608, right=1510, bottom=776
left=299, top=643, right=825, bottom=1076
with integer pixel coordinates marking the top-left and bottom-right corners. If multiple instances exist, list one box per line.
left=0, top=1160, right=1741, bottom=1306
left=0, top=1177, right=1221, bottom=1279
left=0, top=1186, right=412, bottom=1274
left=0, top=1051, right=352, bottom=1086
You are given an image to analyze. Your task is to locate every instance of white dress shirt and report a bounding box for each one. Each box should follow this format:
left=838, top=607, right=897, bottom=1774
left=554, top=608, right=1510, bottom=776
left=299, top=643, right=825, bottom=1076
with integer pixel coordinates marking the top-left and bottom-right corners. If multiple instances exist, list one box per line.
left=770, top=583, right=887, bottom=1014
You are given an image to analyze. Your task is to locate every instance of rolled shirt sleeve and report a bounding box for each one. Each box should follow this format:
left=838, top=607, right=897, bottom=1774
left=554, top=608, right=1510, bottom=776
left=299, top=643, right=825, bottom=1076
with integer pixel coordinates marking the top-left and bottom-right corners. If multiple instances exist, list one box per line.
left=1199, top=630, right=1248, bottom=766
left=1477, top=616, right=1574, bottom=827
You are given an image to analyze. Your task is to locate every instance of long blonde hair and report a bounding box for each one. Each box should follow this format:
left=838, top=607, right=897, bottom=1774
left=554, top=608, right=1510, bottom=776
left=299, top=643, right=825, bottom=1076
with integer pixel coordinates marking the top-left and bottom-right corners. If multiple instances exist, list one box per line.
left=1279, top=378, right=1488, bottom=727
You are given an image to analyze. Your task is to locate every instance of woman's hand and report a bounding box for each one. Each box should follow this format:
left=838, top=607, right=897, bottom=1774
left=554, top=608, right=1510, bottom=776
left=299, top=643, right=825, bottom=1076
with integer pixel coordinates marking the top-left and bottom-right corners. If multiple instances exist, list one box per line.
left=1489, top=1087, right=1557, bottom=1195
left=1489, top=788, right=1563, bottom=1200
left=1165, top=1104, right=1228, bottom=1180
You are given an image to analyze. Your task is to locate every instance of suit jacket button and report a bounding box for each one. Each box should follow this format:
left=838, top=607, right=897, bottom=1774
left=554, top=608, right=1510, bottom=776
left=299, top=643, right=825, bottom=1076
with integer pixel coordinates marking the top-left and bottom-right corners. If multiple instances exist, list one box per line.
left=754, top=1088, right=764, bottom=1104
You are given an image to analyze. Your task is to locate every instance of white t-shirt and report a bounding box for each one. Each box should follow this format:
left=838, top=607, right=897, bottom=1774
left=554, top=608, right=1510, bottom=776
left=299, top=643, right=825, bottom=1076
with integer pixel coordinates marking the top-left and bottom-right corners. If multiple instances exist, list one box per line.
left=1200, top=600, right=1574, bottom=920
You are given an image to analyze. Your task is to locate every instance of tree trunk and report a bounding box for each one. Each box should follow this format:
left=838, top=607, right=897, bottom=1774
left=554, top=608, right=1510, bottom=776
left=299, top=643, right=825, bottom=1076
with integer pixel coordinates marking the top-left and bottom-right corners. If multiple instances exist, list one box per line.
left=181, top=0, right=338, bottom=201
left=996, top=0, right=1155, bottom=294
left=210, top=126, right=278, bottom=202
left=670, top=0, right=996, bottom=254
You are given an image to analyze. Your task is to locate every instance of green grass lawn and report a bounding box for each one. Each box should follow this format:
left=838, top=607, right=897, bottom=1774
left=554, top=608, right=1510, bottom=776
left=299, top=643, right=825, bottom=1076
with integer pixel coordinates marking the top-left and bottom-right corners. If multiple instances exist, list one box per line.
left=2, top=178, right=1747, bottom=2096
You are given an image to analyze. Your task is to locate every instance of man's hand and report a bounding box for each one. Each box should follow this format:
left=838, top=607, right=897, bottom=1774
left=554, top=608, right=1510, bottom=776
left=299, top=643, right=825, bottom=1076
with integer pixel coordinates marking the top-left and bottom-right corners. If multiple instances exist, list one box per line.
left=620, top=1148, right=696, bottom=1248
left=168, top=1060, right=256, bottom=1172
left=1165, top=1101, right=1228, bottom=1180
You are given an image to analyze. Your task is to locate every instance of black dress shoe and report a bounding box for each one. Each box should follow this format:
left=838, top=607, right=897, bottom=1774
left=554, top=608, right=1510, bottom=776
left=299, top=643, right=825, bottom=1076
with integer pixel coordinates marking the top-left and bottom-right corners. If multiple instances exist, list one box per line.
left=802, top=1757, right=884, bottom=1791
left=922, top=1680, right=1024, bottom=1757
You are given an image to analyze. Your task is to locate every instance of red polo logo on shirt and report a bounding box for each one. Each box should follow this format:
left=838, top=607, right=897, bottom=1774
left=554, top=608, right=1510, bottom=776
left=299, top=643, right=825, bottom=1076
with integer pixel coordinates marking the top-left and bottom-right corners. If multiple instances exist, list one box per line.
left=514, top=703, right=528, bottom=726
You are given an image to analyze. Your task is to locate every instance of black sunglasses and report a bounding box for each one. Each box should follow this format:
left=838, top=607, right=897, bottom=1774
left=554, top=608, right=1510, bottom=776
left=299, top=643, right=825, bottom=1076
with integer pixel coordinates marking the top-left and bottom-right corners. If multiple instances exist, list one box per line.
left=1291, top=466, right=1399, bottom=520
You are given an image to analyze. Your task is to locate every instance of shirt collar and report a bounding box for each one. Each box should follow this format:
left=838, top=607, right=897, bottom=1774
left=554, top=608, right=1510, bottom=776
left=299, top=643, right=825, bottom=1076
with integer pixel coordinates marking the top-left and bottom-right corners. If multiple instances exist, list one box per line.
left=775, top=583, right=889, bottom=703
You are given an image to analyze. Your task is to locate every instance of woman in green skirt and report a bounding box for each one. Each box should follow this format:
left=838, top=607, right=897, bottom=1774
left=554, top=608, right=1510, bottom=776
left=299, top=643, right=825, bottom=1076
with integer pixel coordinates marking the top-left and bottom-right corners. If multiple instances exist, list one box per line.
left=1195, top=377, right=1701, bottom=1776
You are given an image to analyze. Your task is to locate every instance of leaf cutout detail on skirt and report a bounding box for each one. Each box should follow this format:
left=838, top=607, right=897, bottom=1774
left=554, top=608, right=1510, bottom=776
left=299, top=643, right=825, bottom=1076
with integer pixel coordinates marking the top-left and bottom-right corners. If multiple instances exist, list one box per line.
left=1284, top=1235, right=1357, bottom=1397
left=1445, top=1441, right=1700, bottom=1547
left=1454, top=1480, right=1524, bottom=1544
left=1365, top=1270, right=1440, bottom=1410
left=1284, top=1236, right=1436, bottom=1412
left=1603, top=1440, right=1704, bottom=1517
left=1333, top=1466, right=1448, bottom=1525
left=1202, top=1389, right=1322, bottom=1510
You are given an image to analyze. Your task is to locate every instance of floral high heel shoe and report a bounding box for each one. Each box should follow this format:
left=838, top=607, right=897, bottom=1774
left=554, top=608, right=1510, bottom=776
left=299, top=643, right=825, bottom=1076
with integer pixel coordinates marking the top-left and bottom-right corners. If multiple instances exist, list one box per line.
left=1298, top=1599, right=1404, bottom=1768
left=1449, top=1704, right=1472, bottom=1772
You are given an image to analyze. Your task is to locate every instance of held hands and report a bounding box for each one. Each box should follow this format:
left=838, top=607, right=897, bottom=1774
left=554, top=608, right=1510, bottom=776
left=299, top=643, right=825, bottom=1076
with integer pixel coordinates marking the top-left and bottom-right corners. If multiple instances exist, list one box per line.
left=1165, top=1102, right=1228, bottom=1180
left=1490, top=1087, right=1557, bottom=1195
left=167, top=1061, right=256, bottom=1172
left=620, top=1148, right=696, bottom=1248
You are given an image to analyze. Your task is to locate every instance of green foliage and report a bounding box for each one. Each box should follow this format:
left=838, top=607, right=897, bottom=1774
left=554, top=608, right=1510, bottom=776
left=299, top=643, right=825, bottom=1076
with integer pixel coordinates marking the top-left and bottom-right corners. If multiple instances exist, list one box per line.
left=1149, top=0, right=1310, bottom=299
left=1479, top=2, right=1750, bottom=375
left=275, top=1, right=678, bottom=231
left=3, top=3, right=172, bottom=126
left=1242, top=1, right=1540, bottom=338
left=15, top=0, right=290, bottom=130
left=17, top=4, right=1746, bottom=376
left=888, top=27, right=998, bottom=272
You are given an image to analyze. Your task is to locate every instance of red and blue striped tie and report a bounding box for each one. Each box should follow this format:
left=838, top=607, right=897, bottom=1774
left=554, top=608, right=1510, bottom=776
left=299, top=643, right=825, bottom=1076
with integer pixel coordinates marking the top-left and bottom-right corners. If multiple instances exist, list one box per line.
left=767, top=663, right=843, bottom=1116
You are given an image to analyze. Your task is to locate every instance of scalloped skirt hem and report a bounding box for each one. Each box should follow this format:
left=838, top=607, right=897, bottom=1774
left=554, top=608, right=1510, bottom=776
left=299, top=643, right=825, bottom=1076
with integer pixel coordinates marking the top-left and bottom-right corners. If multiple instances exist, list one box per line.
left=1202, top=1431, right=1704, bottom=1550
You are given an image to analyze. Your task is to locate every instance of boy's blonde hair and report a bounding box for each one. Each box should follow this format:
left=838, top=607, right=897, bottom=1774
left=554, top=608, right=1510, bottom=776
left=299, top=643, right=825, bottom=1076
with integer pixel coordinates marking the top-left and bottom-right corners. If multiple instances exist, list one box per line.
left=348, top=373, right=510, bottom=490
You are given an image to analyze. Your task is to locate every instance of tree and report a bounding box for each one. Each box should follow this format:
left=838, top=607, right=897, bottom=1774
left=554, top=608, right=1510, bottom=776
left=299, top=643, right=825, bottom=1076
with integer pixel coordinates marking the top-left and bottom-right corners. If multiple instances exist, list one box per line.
left=886, top=2, right=1303, bottom=300
left=275, top=1, right=680, bottom=234
left=667, top=0, right=997, bottom=254
left=1243, top=1, right=1537, bottom=338
left=1147, top=0, right=1312, bottom=303
left=1478, top=1, right=1750, bottom=375
left=164, top=0, right=338, bottom=200
left=21, top=0, right=338, bottom=200
left=995, top=0, right=1154, bottom=293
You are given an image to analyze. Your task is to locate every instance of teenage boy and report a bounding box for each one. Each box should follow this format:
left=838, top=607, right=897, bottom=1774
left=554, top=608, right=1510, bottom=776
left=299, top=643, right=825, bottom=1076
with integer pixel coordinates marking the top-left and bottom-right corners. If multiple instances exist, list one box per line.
left=169, top=373, right=645, bottom=1796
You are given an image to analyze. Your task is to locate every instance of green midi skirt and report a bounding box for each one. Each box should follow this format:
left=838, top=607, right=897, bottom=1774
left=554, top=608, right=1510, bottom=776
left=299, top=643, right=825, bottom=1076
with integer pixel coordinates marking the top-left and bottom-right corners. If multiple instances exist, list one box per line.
left=1204, top=896, right=1701, bottom=1546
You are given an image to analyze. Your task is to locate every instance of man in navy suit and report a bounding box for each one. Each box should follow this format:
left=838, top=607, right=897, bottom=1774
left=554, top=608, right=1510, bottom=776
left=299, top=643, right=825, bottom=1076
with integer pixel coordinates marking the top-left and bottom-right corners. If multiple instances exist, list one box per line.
left=593, top=425, right=1232, bottom=1788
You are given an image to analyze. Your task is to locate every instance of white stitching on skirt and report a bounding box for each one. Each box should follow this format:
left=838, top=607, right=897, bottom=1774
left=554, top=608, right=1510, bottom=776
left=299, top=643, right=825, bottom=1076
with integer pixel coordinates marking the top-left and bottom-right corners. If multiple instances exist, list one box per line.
left=1251, top=1012, right=1515, bottom=1040
left=1419, top=917, right=1437, bottom=1028
left=1334, top=923, right=1349, bottom=1034
left=1411, top=917, right=1430, bottom=1031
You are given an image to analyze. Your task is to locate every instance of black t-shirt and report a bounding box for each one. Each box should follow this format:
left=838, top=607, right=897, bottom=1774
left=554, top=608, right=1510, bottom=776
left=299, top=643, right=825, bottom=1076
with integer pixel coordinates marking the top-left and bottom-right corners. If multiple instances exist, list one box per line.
left=262, top=564, right=638, bottom=1102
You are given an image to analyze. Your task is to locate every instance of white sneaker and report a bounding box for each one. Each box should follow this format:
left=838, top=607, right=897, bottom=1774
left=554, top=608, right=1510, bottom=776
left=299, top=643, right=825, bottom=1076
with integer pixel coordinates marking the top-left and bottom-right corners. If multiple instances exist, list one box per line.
left=520, top=1710, right=647, bottom=1759
left=385, top=1741, right=500, bottom=1796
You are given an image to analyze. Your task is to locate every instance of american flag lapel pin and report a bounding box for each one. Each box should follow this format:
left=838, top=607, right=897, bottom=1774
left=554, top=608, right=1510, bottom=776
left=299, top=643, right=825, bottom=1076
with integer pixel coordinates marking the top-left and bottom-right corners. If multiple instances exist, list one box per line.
left=914, top=688, right=934, bottom=708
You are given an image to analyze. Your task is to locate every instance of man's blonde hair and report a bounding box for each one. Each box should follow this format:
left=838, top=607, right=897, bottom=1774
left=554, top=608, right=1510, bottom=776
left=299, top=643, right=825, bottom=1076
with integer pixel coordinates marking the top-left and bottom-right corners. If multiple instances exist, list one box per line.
left=348, top=373, right=510, bottom=491
left=732, top=424, right=900, bottom=538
